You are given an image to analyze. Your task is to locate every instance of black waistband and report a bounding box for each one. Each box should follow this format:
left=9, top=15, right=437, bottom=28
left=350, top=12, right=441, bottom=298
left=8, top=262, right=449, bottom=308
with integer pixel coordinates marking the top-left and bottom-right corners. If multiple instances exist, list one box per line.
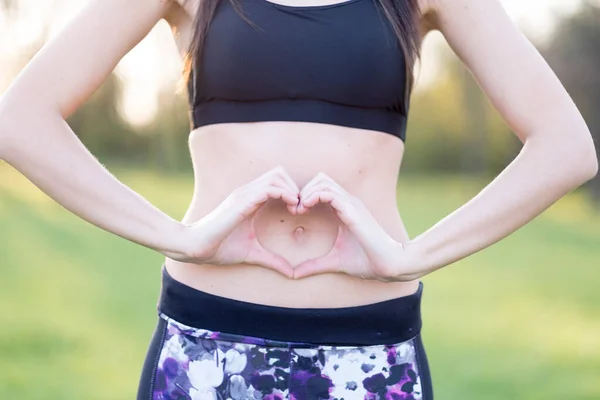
left=158, top=266, right=423, bottom=346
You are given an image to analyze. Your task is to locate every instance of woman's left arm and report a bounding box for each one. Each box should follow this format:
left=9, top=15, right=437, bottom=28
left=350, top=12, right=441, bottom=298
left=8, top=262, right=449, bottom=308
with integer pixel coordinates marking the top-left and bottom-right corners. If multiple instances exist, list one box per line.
left=406, top=0, right=598, bottom=276
left=291, top=0, right=597, bottom=281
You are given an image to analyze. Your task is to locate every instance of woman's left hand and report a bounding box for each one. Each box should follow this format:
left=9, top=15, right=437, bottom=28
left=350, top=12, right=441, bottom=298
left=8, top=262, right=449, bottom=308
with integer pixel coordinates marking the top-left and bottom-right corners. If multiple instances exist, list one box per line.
left=292, top=173, right=425, bottom=282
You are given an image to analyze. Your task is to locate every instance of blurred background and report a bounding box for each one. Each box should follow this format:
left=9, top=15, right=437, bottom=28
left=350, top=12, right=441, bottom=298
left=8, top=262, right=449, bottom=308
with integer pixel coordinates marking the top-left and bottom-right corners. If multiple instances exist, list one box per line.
left=1, top=0, right=599, bottom=399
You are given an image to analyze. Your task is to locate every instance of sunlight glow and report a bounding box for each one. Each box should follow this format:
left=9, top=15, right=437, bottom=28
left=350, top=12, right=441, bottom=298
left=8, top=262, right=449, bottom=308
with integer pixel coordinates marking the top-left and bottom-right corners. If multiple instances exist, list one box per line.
left=0, top=0, right=590, bottom=125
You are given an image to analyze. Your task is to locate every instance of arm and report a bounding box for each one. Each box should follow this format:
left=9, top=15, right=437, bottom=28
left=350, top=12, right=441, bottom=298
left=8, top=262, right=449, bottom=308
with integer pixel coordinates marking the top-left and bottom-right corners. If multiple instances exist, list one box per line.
left=259, top=1, right=598, bottom=282
left=407, top=0, right=598, bottom=275
left=0, top=0, right=191, bottom=259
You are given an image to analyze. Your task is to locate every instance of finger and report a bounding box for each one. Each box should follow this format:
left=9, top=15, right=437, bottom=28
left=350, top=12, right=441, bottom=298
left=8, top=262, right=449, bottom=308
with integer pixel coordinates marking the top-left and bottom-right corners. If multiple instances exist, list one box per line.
left=246, top=244, right=295, bottom=278
left=299, top=172, right=328, bottom=200
left=266, top=181, right=300, bottom=213
left=299, top=190, right=353, bottom=220
left=300, top=172, right=342, bottom=196
left=266, top=185, right=299, bottom=207
left=297, top=182, right=335, bottom=214
left=298, top=178, right=347, bottom=214
left=260, top=167, right=300, bottom=212
left=287, top=203, right=299, bottom=216
left=254, top=186, right=298, bottom=210
left=302, top=182, right=346, bottom=201
left=273, top=166, right=300, bottom=194
left=237, top=187, right=287, bottom=218
left=297, top=190, right=335, bottom=214
left=256, top=166, right=299, bottom=195
left=276, top=173, right=301, bottom=214
left=267, top=171, right=297, bottom=193
left=293, top=252, right=341, bottom=279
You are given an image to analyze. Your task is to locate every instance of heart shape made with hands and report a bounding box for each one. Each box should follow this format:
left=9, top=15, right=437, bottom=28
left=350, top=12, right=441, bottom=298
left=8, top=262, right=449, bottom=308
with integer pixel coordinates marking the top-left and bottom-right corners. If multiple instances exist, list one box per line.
left=182, top=169, right=411, bottom=282
left=251, top=172, right=407, bottom=282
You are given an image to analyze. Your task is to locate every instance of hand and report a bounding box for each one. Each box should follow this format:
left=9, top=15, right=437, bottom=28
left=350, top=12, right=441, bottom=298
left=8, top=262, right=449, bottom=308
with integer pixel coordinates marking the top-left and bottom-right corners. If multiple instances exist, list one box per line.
left=293, top=173, right=422, bottom=282
left=168, top=166, right=300, bottom=278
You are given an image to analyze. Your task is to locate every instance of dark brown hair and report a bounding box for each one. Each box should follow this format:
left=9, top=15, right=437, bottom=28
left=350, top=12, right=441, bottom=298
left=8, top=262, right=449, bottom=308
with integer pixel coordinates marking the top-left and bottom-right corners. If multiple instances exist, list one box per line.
left=184, top=0, right=422, bottom=101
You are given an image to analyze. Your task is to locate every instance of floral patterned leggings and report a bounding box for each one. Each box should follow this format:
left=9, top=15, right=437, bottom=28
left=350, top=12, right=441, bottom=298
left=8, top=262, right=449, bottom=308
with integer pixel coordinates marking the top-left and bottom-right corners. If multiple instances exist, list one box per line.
left=137, top=267, right=433, bottom=400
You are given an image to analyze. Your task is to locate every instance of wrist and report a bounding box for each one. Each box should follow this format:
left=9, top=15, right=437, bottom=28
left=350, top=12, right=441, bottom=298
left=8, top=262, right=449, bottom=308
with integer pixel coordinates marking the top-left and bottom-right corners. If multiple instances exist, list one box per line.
left=157, top=221, right=194, bottom=261
left=392, top=238, right=433, bottom=282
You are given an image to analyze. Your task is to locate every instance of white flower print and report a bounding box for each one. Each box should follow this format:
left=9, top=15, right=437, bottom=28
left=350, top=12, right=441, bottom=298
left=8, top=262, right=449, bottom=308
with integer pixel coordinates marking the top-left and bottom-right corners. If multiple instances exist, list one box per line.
left=228, top=374, right=248, bottom=400
left=189, top=387, right=218, bottom=400
left=320, top=350, right=368, bottom=399
left=188, top=349, right=225, bottom=390
left=153, top=316, right=425, bottom=400
left=224, top=349, right=247, bottom=375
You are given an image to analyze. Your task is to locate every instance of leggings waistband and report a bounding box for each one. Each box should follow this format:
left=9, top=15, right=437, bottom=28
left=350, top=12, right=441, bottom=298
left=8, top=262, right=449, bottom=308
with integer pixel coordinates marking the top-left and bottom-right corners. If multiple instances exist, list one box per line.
left=157, top=265, right=423, bottom=346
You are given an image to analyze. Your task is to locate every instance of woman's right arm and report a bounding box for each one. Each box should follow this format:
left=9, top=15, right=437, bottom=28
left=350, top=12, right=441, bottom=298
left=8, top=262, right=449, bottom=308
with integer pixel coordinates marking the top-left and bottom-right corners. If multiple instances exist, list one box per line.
left=0, top=0, right=193, bottom=258
left=0, top=0, right=300, bottom=276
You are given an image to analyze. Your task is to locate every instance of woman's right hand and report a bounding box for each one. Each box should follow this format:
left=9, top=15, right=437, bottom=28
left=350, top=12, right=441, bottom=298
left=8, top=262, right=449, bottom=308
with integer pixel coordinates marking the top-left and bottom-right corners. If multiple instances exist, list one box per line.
left=165, top=166, right=300, bottom=278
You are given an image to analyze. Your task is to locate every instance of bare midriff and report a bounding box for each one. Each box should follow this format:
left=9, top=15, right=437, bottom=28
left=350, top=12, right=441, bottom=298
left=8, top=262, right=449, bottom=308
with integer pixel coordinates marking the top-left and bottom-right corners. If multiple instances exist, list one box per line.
left=164, top=121, right=420, bottom=307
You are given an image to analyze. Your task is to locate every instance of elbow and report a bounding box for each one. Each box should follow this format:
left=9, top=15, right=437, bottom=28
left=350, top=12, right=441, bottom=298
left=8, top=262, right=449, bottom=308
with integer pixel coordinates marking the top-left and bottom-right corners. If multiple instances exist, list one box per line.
left=565, top=133, right=598, bottom=185
left=577, top=128, right=599, bottom=182
left=528, top=125, right=599, bottom=187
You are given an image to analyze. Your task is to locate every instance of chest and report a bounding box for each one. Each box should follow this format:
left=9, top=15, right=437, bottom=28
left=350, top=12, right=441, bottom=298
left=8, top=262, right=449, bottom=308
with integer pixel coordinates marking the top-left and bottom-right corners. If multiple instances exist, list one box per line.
left=195, top=0, right=406, bottom=106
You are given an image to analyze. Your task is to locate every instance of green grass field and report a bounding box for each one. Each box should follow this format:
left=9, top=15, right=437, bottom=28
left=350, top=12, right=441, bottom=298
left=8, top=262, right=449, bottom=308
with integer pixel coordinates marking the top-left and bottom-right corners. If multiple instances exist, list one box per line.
left=1, top=164, right=599, bottom=400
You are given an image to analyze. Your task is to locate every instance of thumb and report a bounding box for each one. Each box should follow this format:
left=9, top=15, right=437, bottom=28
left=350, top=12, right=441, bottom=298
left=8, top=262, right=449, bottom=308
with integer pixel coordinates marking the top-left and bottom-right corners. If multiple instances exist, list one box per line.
left=245, top=242, right=295, bottom=279
left=293, top=251, right=341, bottom=279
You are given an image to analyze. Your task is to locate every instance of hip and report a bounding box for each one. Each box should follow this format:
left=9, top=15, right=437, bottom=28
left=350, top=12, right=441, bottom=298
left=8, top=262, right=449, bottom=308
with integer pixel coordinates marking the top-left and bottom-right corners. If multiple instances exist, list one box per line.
left=137, top=266, right=433, bottom=399
left=163, top=259, right=420, bottom=308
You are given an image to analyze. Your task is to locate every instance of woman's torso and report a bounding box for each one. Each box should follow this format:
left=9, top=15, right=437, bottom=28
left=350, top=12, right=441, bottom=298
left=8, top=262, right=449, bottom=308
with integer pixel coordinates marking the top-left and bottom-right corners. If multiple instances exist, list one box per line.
left=164, top=0, right=423, bottom=307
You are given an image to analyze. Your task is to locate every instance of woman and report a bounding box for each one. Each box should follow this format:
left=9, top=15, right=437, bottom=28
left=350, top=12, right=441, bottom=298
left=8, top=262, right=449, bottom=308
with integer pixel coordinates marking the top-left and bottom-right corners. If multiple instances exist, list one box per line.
left=0, top=0, right=597, bottom=398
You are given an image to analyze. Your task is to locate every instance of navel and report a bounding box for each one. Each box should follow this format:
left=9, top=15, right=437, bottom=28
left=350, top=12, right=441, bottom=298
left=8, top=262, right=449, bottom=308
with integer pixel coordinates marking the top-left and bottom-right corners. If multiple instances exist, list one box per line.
left=293, top=226, right=305, bottom=241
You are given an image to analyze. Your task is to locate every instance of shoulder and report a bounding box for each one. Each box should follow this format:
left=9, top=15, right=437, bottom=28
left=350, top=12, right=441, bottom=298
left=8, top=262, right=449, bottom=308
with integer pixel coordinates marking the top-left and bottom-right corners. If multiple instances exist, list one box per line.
left=166, top=0, right=198, bottom=19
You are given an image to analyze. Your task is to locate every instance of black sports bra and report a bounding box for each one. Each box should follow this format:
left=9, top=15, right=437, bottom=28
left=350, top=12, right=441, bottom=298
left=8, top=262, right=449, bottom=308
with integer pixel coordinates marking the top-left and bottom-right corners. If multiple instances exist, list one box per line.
left=188, top=0, right=410, bottom=141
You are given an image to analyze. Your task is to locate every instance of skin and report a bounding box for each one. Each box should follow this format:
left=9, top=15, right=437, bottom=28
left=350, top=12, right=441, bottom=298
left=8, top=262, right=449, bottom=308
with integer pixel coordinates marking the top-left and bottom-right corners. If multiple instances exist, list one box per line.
left=0, top=0, right=597, bottom=308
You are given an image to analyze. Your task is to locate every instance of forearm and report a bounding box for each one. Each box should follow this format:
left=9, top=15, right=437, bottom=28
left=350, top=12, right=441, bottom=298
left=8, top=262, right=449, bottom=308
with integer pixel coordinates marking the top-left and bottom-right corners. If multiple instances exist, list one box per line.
left=0, top=104, right=187, bottom=258
left=409, top=135, right=598, bottom=275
